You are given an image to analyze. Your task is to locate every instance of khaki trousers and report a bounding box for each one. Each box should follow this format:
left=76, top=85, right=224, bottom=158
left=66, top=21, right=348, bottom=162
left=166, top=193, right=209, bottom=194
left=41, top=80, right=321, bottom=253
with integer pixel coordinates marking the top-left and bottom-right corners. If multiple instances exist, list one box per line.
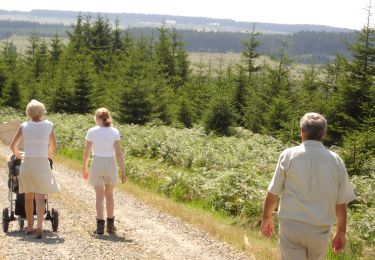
left=279, top=219, right=331, bottom=260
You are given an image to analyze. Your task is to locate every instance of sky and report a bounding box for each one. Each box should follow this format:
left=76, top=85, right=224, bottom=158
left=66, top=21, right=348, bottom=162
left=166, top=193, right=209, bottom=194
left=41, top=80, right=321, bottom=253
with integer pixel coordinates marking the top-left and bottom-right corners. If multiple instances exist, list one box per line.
left=0, top=0, right=372, bottom=30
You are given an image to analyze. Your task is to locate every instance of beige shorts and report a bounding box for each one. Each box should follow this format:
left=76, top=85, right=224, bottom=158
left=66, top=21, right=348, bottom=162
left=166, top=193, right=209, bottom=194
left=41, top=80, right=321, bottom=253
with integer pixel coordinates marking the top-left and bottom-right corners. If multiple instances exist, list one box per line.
left=279, top=219, right=331, bottom=260
left=19, top=157, right=60, bottom=194
left=89, top=157, right=118, bottom=186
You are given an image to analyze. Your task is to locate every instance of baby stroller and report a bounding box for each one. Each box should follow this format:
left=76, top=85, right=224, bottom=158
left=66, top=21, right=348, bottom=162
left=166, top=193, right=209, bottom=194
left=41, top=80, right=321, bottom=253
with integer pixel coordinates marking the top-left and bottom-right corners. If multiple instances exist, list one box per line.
left=2, top=154, right=59, bottom=233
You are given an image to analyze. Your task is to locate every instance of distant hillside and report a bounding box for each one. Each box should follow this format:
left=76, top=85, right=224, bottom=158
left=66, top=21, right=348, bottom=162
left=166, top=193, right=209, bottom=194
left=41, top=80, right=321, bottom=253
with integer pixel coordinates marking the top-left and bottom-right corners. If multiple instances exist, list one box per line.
left=0, top=9, right=354, bottom=34
left=0, top=13, right=357, bottom=63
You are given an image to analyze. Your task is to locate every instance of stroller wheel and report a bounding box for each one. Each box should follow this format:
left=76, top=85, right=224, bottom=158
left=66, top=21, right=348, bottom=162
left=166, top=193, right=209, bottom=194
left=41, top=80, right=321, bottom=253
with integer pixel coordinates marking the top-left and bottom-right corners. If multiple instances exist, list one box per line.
left=2, top=208, right=10, bottom=233
left=51, top=208, right=59, bottom=232
left=18, top=219, right=24, bottom=229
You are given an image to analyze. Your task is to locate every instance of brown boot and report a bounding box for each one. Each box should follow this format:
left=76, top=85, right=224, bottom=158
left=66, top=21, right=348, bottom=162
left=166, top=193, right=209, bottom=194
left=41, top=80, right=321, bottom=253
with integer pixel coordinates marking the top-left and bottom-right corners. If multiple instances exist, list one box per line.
left=106, top=217, right=116, bottom=234
left=94, top=219, right=105, bottom=235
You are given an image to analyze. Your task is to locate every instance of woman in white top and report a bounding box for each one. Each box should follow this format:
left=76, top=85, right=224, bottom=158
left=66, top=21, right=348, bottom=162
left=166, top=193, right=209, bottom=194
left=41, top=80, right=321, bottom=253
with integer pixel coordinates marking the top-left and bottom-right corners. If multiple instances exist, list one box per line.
left=82, top=108, right=126, bottom=235
left=11, top=99, right=60, bottom=239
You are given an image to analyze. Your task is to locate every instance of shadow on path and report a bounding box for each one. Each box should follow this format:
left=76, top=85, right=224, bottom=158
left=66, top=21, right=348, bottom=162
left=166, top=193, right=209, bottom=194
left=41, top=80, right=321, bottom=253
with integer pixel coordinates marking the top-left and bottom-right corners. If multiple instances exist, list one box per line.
left=5, top=229, right=65, bottom=244
left=90, top=231, right=133, bottom=243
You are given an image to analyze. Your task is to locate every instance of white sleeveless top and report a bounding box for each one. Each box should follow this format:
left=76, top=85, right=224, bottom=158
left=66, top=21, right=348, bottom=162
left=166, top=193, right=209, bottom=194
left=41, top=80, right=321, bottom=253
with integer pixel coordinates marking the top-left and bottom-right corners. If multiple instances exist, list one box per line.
left=22, top=120, right=53, bottom=158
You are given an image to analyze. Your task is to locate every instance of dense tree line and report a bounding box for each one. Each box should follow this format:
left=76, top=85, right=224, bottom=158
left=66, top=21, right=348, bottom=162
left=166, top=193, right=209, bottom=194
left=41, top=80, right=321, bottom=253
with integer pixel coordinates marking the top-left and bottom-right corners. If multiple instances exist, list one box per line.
left=0, top=14, right=373, bottom=177
left=0, top=20, right=357, bottom=63
left=0, top=20, right=67, bottom=39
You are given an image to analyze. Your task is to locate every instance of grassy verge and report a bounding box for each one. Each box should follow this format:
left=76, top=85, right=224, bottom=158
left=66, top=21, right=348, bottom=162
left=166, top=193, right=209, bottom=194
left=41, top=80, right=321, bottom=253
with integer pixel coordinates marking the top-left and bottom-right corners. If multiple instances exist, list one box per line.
left=53, top=152, right=279, bottom=259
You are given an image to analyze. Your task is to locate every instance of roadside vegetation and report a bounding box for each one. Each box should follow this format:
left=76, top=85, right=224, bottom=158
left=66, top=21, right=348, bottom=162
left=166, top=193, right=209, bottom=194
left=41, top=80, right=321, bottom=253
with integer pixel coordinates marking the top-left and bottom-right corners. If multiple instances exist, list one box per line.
left=0, top=6, right=374, bottom=259
left=2, top=109, right=374, bottom=259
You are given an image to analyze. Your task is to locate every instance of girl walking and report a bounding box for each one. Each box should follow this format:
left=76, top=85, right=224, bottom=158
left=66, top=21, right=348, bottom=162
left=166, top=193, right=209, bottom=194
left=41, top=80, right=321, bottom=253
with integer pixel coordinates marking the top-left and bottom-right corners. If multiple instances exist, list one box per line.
left=82, top=108, right=126, bottom=235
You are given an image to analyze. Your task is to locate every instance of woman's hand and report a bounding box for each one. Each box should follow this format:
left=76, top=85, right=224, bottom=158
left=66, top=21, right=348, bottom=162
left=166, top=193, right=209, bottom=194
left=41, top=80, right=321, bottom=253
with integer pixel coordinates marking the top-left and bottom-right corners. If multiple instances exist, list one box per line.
left=15, top=152, right=24, bottom=160
left=83, top=168, right=89, bottom=180
left=121, top=173, right=127, bottom=184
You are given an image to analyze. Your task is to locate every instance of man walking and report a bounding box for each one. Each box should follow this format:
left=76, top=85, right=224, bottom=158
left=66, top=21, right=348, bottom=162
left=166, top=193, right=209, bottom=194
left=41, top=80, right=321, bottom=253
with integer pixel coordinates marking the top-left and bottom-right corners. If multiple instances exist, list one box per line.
left=261, top=112, right=356, bottom=260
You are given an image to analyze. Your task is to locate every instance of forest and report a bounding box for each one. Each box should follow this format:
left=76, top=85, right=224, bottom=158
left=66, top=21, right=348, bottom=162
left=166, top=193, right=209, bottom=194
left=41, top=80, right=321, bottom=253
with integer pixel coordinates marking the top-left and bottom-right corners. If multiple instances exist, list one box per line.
left=0, top=14, right=373, bottom=143
left=0, top=19, right=357, bottom=63
left=0, top=13, right=374, bottom=257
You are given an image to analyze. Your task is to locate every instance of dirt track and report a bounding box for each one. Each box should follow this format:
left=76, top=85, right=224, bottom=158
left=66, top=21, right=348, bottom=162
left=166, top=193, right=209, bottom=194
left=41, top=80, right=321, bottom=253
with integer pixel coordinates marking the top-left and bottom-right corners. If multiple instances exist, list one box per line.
left=0, top=145, right=250, bottom=259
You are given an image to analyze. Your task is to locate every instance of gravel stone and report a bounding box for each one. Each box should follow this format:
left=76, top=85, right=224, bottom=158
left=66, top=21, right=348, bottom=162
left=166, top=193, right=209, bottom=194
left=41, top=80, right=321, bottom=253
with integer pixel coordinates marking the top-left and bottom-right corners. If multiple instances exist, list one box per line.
left=0, top=145, right=252, bottom=259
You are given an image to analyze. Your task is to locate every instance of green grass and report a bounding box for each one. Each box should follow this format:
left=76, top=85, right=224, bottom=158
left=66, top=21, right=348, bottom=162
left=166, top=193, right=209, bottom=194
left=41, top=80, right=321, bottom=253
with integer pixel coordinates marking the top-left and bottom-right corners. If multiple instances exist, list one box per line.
left=2, top=110, right=374, bottom=259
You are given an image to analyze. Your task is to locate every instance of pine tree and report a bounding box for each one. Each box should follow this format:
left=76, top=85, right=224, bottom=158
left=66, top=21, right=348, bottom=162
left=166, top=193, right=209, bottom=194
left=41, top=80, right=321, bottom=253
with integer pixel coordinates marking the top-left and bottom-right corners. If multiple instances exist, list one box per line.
left=0, top=61, right=6, bottom=99
left=49, top=33, right=63, bottom=66
left=155, top=25, right=173, bottom=78
left=72, top=60, right=93, bottom=113
left=177, top=96, right=193, bottom=128
left=50, top=55, right=74, bottom=113
left=266, top=39, right=293, bottom=97
left=25, top=31, right=40, bottom=64
left=67, top=14, right=85, bottom=52
left=118, top=80, right=152, bottom=125
left=173, top=33, right=190, bottom=89
left=91, top=15, right=113, bottom=73
left=204, top=97, right=233, bottom=136
left=241, top=25, right=262, bottom=83
left=3, top=79, right=22, bottom=109
left=232, top=68, right=247, bottom=126
left=113, top=17, right=123, bottom=53
left=327, top=6, right=375, bottom=142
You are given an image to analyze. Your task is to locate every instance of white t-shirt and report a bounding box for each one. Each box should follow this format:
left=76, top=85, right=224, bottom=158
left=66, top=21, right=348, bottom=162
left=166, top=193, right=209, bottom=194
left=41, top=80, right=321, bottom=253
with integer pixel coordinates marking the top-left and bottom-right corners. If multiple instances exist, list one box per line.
left=22, top=120, right=53, bottom=158
left=85, top=126, right=120, bottom=157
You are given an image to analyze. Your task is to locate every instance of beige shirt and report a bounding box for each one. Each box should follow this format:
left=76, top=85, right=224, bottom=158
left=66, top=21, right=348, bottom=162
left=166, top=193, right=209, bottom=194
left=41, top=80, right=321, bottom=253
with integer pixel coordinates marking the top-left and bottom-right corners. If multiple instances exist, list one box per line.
left=268, top=140, right=356, bottom=226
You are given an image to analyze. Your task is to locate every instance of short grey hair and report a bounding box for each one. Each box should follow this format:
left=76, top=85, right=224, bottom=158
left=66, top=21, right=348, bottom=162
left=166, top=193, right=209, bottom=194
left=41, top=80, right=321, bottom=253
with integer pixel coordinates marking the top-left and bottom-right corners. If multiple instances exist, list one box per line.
left=26, top=99, right=46, bottom=119
left=299, top=112, right=327, bottom=141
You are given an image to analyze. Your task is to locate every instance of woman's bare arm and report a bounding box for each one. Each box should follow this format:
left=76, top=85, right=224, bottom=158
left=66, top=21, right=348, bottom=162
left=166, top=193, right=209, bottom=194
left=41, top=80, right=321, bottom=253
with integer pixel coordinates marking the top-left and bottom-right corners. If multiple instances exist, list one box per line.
left=48, top=128, right=57, bottom=158
left=10, top=126, right=23, bottom=159
left=114, top=141, right=126, bottom=183
left=82, top=141, right=92, bottom=179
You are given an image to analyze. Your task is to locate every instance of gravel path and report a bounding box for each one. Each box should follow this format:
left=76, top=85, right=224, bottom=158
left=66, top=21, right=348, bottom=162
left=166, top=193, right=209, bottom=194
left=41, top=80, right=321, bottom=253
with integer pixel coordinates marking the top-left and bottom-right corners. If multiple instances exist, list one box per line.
left=0, top=145, right=251, bottom=260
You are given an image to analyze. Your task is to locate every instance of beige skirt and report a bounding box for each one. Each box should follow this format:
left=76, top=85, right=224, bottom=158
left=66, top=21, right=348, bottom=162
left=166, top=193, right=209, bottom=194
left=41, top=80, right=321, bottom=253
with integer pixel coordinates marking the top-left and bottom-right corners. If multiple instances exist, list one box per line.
left=19, top=158, right=60, bottom=194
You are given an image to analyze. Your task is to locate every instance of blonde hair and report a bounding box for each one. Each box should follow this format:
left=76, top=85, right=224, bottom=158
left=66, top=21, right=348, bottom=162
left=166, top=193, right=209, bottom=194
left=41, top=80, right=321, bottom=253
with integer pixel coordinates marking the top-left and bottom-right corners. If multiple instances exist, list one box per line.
left=26, top=99, right=46, bottom=119
left=300, top=112, right=327, bottom=141
left=95, top=107, right=112, bottom=127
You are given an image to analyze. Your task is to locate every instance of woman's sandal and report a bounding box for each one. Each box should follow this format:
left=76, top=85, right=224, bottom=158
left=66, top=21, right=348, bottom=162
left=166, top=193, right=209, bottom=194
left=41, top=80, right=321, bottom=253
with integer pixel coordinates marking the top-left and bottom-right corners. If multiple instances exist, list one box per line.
left=35, top=229, right=43, bottom=239
left=25, top=228, right=36, bottom=235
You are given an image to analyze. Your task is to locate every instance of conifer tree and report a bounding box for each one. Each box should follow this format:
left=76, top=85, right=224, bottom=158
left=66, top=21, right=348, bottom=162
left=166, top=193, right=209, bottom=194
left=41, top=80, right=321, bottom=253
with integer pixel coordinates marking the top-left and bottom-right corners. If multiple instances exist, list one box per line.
left=113, top=17, right=123, bottom=53
left=174, top=34, right=190, bottom=89
left=266, top=40, right=293, bottom=97
left=328, top=6, right=375, bottom=142
left=3, top=79, right=22, bottom=109
left=67, top=14, right=85, bottom=52
left=155, top=25, right=173, bottom=79
left=232, top=68, right=247, bottom=126
left=177, top=96, right=193, bottom=128
left=49, top=33, right=63, bottom=66
left=72, top=57, right=93, bottom=113
left=91, top=15, right=112, bottom=73
left=204, top=97, right=233, bottom=136
left=241, top=25, right=262, bottom=83
left=118, top=80, right=152, bottom=125
left=1, top=42, right=18, bottom=103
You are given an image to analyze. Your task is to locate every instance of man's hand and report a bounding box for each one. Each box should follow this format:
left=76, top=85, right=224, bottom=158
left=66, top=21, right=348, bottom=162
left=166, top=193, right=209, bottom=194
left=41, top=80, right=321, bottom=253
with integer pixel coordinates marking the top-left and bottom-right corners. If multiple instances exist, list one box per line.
left=332, top=231, right=346, bottom=253
left=333, top=203, right=347, bottom=253
left=261, top=217, right=274, bottom=238
left=261, top=192, right=278, bottom=238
